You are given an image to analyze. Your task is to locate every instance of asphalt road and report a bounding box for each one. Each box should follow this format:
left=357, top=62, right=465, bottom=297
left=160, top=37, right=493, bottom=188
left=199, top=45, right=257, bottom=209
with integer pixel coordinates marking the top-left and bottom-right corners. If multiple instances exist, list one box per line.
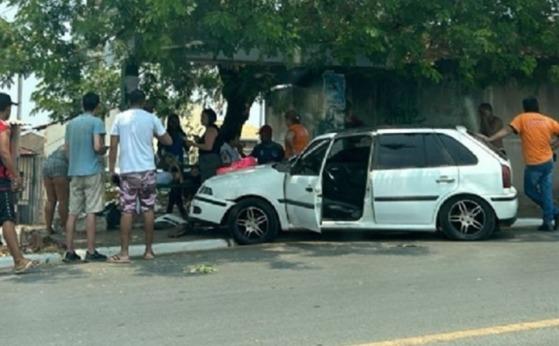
left=1, top=228, right=559, bottom=346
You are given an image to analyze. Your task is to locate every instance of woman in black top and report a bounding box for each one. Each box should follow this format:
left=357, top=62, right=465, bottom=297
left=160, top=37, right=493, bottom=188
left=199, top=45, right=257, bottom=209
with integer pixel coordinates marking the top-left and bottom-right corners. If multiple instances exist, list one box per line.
left=188, top=108, right=221, bottom=181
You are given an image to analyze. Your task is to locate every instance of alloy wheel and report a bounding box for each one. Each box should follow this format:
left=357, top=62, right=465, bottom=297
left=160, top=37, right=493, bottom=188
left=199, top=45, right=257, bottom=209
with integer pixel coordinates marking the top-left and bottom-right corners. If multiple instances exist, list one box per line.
left=448, top=199, right=486, bottom=236
left=235, top=206, right=269, bottom=240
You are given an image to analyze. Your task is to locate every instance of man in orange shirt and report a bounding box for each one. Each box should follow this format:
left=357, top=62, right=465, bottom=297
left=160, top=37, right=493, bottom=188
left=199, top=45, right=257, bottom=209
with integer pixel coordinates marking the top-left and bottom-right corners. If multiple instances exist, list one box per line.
left=487, top=97, right=559, bottom=231
left=284, top=110, right=310, bottom=159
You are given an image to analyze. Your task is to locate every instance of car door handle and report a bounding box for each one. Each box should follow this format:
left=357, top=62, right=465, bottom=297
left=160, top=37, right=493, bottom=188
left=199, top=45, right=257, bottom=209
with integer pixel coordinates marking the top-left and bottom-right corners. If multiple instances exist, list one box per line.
left=305, top=186, right=313, bottom=192
left=436, top=176, right=455, bottom=184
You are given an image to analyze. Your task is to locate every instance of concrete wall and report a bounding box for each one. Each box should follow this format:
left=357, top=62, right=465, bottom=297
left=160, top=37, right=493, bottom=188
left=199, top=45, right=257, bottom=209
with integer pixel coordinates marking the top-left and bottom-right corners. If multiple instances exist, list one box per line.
left=266, top=75, right=559, bottom=217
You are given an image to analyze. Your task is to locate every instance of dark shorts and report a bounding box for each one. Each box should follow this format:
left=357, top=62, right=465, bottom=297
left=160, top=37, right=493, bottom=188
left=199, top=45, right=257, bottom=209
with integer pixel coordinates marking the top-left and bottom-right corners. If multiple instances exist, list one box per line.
left=0, top=189, right=16, bottom=225
left=120, top=170, right=156, bottom=213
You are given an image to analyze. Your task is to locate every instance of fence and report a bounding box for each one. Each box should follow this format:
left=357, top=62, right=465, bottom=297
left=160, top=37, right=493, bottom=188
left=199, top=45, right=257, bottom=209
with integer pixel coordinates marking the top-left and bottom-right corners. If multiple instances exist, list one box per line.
left=17, top=153, right=44, bottom=225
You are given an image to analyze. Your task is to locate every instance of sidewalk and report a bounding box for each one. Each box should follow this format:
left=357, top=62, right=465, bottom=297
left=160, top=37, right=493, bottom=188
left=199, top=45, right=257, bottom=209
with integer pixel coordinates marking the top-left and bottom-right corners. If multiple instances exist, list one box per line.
left=0, top=217, right=233, bottom=269
left=0, top=217, right=547, bottom=270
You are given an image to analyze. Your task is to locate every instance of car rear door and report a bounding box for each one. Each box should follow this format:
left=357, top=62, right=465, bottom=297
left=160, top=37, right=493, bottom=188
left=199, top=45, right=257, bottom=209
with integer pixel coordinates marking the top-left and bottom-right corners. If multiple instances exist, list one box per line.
left=371, top=133, right=459, bottom=225
left=283, top=138, right=331, bottom=232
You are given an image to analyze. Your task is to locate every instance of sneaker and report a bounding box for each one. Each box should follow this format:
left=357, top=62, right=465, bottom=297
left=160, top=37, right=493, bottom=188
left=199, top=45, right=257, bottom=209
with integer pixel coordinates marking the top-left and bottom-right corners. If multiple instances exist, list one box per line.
left=85, top=250, right=107, bottom=262
left=537, top=224, right=555, bottom=232
left=63, top=251, right=82, bottom=263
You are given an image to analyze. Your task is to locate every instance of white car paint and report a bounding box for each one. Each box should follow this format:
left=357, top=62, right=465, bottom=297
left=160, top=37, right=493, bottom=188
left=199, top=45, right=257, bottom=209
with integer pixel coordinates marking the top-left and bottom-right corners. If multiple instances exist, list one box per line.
left=189, top=127, right=518, bottom=240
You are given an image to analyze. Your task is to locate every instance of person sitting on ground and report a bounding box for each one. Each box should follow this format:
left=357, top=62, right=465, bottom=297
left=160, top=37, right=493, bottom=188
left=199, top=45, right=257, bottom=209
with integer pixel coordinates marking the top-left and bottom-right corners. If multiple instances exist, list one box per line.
left=251, top=125, right=284, bottom=164
left=42, top=145, right=69, bottom=235
left=220, top=133, right=243, bottom=166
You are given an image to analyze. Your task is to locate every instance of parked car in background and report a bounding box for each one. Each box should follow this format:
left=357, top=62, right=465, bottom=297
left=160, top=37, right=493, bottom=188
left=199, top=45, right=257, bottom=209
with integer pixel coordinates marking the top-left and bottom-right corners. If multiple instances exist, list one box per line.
left=189, top=127, right=518, bottom=244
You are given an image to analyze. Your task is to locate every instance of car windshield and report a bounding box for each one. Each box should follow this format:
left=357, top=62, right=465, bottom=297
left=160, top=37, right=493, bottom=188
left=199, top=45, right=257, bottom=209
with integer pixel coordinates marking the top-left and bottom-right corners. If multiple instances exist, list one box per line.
left=467, top=130, right=508, bottom=160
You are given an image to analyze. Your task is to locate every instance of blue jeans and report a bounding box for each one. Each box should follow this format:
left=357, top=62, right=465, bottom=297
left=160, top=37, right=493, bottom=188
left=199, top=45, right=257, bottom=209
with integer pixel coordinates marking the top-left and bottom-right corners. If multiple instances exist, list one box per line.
left=524, top=160, right=559, bottom=224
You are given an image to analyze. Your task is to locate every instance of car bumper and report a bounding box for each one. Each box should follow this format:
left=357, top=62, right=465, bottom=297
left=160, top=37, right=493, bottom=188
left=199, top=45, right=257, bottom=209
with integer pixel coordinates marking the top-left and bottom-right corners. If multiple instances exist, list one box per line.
left=188, top=195, right=234, bottom=225
left=490, top=192, right=518, bottom=225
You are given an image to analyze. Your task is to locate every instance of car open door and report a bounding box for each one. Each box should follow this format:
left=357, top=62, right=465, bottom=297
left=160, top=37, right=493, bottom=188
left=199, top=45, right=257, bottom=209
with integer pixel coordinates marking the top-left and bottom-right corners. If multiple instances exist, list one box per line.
left=283, top=138, right=331, bottom=232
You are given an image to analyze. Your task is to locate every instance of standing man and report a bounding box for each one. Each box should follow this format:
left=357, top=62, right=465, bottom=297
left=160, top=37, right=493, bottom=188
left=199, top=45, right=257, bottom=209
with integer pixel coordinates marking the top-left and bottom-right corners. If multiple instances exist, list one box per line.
left=109, top=90, right=172, bottom=263
left=478, top=103, right=505, bottom=152
left=0, top=93, right=36, bottom=273
left=284, top=110, right=310, bottom=159
left=64, top=92, right=108, bottom=262
left=251, top=125, right=284, bottom=164
left=486, top=97, right=559, bottom=231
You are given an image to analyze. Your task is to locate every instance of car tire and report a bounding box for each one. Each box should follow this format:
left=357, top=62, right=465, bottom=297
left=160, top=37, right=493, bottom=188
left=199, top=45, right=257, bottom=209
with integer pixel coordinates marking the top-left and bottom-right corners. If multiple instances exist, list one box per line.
left=228, top=198, right=279, bottom=245
left=438, top=195, right=496, bottom=241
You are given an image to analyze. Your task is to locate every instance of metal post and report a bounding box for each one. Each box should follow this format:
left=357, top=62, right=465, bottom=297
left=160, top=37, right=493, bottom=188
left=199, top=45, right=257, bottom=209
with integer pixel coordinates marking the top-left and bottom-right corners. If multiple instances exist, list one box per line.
left=17, top=74, right=23, bottom=120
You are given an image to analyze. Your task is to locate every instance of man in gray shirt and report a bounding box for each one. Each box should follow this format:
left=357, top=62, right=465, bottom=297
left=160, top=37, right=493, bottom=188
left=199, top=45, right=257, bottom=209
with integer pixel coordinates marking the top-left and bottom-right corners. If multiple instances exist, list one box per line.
left=64, top=92, right=107, bottom=263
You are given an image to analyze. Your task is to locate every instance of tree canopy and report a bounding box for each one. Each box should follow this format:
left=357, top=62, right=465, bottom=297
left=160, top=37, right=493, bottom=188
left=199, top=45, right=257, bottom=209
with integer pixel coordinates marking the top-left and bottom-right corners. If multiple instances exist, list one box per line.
left=1, top=0, right=559, bottom=131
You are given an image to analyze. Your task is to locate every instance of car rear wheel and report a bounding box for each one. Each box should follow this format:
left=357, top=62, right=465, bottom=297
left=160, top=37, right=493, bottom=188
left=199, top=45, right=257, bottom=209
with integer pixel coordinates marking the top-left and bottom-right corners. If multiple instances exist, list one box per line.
left=439, top=195, right=496, bottom=240
left=228, top=198, right=279, bottom=245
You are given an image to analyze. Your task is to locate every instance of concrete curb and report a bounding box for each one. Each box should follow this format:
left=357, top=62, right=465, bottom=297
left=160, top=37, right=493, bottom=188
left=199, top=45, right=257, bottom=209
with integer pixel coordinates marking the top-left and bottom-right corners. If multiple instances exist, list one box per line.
left=0, top=238, right=233, bottom=270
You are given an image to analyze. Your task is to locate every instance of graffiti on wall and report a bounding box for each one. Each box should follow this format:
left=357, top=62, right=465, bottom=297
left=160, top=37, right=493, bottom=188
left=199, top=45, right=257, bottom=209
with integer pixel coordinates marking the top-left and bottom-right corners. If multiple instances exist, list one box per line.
left=316, top=71, right=346, bottom=136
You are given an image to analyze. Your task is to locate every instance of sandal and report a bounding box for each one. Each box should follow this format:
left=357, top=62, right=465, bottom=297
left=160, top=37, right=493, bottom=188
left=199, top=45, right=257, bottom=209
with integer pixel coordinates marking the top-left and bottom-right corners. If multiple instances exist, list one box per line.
left=14, top=259, right=39, bottom=274
left=107, top=254, right=131, bottom=264
left=143, top=252, right=155, bottom=260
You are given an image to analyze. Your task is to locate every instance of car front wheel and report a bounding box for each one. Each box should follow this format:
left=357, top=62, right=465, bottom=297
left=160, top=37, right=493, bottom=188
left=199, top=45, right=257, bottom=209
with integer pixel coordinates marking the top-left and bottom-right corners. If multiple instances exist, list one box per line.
left=439, top=195, right=496, bottom=241
left=228, top=198, right=279, bottom=245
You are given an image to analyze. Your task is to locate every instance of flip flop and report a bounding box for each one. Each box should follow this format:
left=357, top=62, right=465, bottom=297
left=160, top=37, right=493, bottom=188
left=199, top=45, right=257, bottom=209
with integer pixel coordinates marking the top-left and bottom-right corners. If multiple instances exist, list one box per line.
left=143, top=252, right=155, bottom=260
left=14, top=259, right=39, bottom=274
left=107, top=255, right=131, bottom=264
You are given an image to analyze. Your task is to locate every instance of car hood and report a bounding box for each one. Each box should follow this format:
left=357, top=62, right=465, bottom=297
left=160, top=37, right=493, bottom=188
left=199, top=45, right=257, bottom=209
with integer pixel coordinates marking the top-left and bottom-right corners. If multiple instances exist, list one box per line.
left=203, top=165, right=286, bottom=199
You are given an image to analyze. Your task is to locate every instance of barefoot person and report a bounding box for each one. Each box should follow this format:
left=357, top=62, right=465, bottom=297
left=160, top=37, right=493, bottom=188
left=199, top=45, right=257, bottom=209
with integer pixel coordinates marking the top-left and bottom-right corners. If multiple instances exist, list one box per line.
left=109, top=90, right=172, bottom=263
left=0, top=92, right=36, bottom=273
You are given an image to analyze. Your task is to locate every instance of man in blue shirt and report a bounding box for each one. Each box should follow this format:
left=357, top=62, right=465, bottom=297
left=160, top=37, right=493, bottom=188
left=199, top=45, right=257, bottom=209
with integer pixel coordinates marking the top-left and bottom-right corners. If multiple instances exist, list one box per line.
left=64, top=92, right=107, bottom=262
left=251, top=125, right=285, bottom=164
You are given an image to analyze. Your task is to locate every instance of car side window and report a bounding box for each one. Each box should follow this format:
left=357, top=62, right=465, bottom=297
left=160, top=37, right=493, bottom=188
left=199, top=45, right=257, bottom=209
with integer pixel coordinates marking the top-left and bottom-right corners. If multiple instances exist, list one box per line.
left=424, top=134, right=454, bottom=167
left=374, top=134, right=425, bottom=170
left=437, top=134, right=478, bottom=166
left=291, top=139, right=331, bottom=176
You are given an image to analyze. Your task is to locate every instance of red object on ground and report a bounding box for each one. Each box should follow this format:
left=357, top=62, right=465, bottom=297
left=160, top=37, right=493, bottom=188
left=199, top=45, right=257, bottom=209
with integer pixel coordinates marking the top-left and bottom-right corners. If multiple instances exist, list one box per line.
left=217, top=156, right=257, bottom=175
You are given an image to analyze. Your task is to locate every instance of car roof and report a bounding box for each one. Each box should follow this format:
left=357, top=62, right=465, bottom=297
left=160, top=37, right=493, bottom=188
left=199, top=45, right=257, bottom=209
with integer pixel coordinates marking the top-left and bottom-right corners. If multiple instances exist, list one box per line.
left=324, top=125, right=468, bottom=138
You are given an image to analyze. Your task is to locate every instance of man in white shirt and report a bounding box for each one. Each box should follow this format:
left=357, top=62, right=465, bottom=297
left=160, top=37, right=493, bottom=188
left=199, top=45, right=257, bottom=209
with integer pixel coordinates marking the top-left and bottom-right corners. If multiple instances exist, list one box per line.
left=108, top=90, right=172, bottom=263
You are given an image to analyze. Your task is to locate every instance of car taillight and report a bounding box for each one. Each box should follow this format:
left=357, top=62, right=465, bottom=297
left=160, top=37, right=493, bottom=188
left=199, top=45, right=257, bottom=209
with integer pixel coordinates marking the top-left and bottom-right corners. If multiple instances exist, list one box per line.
left=501, top=164, right=512, bottom=188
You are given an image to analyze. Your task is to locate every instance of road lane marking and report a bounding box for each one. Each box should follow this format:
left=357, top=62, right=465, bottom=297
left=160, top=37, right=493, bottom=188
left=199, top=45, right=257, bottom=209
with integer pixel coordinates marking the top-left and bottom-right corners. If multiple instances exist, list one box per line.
left=356, top=318, right=559, bottom=346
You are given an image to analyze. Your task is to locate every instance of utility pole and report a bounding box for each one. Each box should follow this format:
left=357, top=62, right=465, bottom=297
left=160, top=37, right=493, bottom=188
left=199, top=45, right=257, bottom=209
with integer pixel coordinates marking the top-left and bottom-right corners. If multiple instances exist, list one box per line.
left=17, top=74, right=23, bottom=120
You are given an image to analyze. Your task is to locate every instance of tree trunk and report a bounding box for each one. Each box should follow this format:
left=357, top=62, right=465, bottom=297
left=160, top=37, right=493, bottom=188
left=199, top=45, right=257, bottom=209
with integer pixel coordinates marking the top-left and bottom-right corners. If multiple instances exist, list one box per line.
left=218, top=65, right=259, bottom=139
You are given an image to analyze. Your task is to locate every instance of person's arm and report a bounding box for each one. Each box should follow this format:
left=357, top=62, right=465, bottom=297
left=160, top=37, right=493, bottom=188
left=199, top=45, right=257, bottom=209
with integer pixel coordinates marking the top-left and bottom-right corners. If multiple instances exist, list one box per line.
left=193, top=128, right=217, bottom=151
left=94, top=134, right=107, bottom=155
left=487, top=125, right=514, bottom=143
left=0, top=128, right=22, bottom=189
left=285, top=130, right=295, bottom=155
left=153, top=116, right=173, bottom=146
left=93, top=118, right=107, bottom=154
left=109, top=135, right=119, bottom=175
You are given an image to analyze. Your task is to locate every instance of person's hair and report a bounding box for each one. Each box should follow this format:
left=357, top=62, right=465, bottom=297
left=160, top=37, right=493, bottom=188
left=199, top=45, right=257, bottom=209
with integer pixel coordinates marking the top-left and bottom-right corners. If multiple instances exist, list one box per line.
left=143, top=99, right=155, bottom=113
left=285, top=110, right=301, bottom=123
left=478, top=103, right=493, bottom=114
left=167, top=113, right=185, bottom=135
left=128, top=89, right=146, bottom=106
left=522, top=97, right=540, bottom=113
left=202, top=108, right=217, bottom=125
left=82, top=92, right=100, bottom=112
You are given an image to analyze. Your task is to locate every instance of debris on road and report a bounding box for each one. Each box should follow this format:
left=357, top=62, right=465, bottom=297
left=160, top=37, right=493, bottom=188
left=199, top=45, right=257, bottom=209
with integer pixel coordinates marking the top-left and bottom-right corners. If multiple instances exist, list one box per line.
left=186, top=264, right=217, bottom=275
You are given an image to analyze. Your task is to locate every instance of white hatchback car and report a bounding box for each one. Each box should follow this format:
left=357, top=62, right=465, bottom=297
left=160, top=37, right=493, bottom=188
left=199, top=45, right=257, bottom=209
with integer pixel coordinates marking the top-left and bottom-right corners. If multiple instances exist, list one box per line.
left=189, top=127, right=518, bottom=244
